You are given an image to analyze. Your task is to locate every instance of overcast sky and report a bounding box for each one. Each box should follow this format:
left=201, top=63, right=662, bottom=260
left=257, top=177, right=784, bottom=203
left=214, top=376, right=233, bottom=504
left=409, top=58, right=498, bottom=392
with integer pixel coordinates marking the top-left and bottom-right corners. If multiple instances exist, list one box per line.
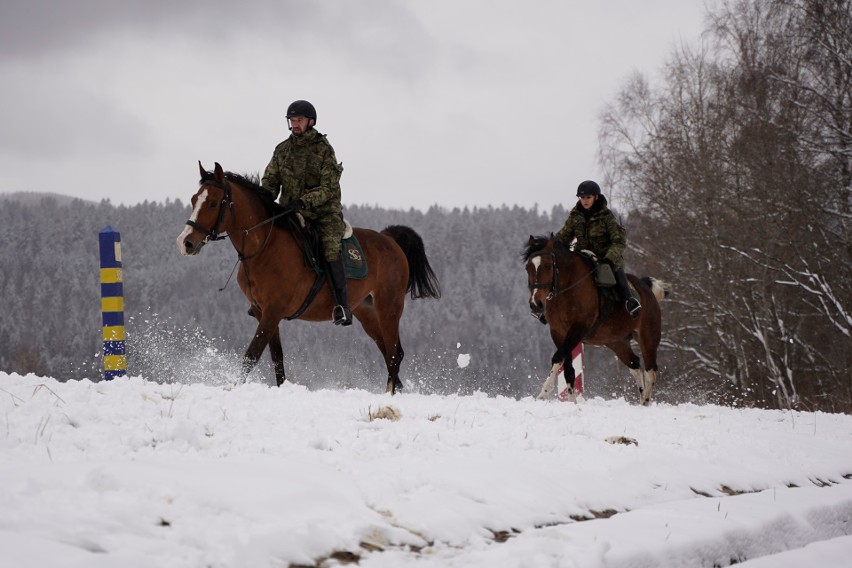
left=0, top=0, right=708, bottom=212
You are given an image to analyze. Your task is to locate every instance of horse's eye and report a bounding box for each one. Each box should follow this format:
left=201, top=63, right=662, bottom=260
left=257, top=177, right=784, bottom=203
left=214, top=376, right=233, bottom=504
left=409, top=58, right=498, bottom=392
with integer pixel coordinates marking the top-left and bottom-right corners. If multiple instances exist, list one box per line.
left=209, top=201, right=217, bottom=208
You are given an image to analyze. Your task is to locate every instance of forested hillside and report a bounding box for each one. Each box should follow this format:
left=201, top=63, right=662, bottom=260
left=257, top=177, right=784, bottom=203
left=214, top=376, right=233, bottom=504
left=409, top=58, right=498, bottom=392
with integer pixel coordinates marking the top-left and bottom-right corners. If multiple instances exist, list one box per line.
left=0, top=195, right=595, bottom=399
left=0, top=175, right=847, bottom=411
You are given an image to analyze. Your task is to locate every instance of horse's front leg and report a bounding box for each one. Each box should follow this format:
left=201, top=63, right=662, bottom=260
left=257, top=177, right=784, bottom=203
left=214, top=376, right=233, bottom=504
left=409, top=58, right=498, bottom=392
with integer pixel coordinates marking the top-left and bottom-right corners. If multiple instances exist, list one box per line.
left=536, top=362, right=563, bottom=400
left=387, top=342, right=404, bottom=394
left=268, top=326, right=286, bottom=387
left=242, top=316, right=278, bottom=383
left=536, top=359, right=577, bottom=402
left=538, top=328, right=582, bottom=401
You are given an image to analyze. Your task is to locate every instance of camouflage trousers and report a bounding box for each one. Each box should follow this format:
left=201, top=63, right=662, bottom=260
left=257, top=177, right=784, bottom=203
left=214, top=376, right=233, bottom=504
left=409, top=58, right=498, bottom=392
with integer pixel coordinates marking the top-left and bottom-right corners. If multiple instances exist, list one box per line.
left=315, top=213, right=345, bottom=262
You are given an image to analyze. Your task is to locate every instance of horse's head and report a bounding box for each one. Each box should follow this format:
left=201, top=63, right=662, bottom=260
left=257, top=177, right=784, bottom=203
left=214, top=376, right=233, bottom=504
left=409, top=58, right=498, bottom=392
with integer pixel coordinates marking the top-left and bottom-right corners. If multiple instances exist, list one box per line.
left=176, top=162, right=233, bottom=256
left=524, top=234, right=557, bottom=318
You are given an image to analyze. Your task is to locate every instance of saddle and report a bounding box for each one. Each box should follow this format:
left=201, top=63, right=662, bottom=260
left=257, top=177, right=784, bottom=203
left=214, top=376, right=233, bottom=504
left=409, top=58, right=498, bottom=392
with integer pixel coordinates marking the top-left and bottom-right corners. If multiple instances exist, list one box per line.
left=578, top=250, right=635, bottom=301
left=249, top=211, right=368, bottom=321
left=283, top=213, right=368, bottom=280
left=578, top=249, right=647, bottom=329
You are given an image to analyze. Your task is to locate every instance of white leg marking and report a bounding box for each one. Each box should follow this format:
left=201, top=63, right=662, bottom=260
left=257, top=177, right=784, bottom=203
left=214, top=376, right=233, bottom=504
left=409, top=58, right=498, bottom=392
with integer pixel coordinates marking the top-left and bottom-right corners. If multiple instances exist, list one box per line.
left=630, top=367, right=645, bottom=393
left=537, top=362, right=562, bottom=400
left=641, top=370, right=657, bottom=406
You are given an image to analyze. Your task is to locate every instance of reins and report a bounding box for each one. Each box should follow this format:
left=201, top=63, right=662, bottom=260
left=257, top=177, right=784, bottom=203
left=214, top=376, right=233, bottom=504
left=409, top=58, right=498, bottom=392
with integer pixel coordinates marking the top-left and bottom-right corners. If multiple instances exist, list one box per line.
left=186, top=178, right=293, bottom=253
left=187, top=177, right=287, bottom=293
left=186, top=177, right=321, bottom=319
left=528, top=249, right=610, bottom=339
left=528, top=251, right=595, bottom=300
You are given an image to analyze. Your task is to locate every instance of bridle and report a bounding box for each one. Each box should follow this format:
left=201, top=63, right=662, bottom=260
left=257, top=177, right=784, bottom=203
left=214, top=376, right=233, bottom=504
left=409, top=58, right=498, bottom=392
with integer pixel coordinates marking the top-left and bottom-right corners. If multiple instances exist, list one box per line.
left=186, top=178, right=233, bottom=244
left=184, top=175, right=298, bottom=294
left=528, top=250, right=595, bottom=300
left=528, top=251, right=559, bottom=300
left=186, top=177, right=288, bottom=259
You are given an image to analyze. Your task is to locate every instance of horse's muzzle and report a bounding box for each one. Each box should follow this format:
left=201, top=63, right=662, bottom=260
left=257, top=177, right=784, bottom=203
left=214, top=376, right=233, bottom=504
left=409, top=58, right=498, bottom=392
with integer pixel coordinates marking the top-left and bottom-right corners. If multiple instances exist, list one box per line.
left=176, top=225, right=205, bottom=256
left=181, top=239, right=205, bottom=256
left=529, top=300, right=547, bottom=324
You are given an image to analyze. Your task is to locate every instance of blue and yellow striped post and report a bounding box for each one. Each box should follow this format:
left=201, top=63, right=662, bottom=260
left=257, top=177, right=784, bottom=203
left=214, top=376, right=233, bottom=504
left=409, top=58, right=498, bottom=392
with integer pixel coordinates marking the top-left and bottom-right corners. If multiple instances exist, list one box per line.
left=99, top=226, right=126, bottom=380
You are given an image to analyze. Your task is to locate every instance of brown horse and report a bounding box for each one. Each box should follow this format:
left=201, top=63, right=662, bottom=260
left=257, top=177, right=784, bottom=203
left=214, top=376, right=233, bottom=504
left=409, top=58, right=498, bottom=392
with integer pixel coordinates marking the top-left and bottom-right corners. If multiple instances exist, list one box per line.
left=176, top=162, right=441, bottom=393
left=523, top=235, right=670, bottom=405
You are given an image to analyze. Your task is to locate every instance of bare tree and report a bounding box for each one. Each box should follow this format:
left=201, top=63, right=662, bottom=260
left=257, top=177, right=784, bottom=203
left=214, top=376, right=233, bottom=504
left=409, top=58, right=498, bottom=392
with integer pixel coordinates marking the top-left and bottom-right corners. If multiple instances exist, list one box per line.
left=599, top=0, right=851, bottom=411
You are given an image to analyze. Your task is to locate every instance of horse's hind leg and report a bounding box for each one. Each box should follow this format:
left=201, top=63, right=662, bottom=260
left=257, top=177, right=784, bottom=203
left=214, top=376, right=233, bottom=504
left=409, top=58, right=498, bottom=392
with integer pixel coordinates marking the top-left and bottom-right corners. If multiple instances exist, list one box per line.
left=635, top=326, right=661, bottom=407
left=606, top=340, right=653, bottom=405
left=636, top=369, right=656, bottom=406
left=353, top=301, right=404, bottom=394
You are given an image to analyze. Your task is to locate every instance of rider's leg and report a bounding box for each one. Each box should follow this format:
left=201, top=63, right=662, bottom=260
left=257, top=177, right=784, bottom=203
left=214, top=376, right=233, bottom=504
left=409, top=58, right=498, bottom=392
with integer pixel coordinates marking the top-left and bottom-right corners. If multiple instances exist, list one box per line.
left=327, top=253, right=352, bottom=326
left=615, top=267, right=641, bottom=319
left=319, top=215, right=352, bottom=326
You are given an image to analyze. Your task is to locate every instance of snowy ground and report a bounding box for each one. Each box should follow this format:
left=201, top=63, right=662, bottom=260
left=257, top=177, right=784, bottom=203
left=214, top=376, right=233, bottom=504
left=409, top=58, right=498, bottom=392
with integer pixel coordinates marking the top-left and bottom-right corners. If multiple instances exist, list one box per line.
left=1, top=372, right=851, bottom=567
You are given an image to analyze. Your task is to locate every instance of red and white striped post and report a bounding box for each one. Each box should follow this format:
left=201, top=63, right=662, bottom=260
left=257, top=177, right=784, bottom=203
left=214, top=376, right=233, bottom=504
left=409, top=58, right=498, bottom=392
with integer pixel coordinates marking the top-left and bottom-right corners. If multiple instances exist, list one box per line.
left=556, top=343, right=584, bottom=401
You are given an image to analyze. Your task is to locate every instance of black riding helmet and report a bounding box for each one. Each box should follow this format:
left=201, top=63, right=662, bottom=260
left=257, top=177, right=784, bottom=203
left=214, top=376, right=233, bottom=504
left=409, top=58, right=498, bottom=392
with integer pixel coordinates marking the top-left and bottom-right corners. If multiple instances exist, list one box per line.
left=576, top=180, right=601, bottom=197
left=286, top=100, right=317, bottom=123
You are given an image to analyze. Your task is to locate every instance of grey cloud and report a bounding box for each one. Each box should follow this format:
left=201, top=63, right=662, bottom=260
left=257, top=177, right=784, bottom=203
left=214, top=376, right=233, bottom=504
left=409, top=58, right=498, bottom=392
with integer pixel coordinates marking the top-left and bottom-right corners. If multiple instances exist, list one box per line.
left=0, top=78, right=153, bottom=157
left=0, top=0, right=315, bottom=57
left=1, top=0, right=447, bottom=88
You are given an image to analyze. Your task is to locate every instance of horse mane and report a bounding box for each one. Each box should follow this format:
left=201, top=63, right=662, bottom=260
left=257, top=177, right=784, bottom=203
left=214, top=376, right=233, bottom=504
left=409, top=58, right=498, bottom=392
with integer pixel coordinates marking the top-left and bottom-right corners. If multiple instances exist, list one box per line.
left=220, top=172, right=280, bottom=213
left=211, top=171, right=291, bottom=224
left=522, top=235, right=549, bottom=262
left=521, top=234, right=572, bottom=263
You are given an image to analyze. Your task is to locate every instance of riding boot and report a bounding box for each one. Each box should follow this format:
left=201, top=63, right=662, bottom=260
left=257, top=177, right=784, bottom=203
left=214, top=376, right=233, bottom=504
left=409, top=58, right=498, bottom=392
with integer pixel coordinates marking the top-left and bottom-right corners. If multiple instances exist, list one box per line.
left=327, top=255, right=353, bottom=326
left=615, top=267, right=641, bottom=319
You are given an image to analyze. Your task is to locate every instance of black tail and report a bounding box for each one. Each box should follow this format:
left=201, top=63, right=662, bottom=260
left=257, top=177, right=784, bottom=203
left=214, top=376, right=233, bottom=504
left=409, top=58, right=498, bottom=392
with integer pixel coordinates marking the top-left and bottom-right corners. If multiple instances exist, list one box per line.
left=382, top=225, right=442, bottom=299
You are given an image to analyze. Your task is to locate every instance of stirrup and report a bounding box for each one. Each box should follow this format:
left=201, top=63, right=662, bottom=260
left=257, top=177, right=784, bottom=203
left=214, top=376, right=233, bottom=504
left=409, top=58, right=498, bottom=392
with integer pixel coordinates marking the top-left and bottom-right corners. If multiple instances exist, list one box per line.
left=333, top=305, right=352, bottom=326
left=625, top=298, right=641, bottom=319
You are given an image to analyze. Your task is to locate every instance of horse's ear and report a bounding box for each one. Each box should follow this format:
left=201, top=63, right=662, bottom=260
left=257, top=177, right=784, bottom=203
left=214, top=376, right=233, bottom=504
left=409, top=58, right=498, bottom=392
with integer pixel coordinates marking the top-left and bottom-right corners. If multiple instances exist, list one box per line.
left=198, top=161, right=208, bottom=180
left=213, top=162, right=225, bottom=182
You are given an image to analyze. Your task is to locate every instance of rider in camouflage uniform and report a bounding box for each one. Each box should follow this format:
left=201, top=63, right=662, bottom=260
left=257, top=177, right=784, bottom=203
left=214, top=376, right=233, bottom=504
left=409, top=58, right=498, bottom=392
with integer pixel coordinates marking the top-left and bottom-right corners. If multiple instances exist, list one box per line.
left=555, top=180, right=641, bottom=319
left=261, top=100, right=352, bottom=325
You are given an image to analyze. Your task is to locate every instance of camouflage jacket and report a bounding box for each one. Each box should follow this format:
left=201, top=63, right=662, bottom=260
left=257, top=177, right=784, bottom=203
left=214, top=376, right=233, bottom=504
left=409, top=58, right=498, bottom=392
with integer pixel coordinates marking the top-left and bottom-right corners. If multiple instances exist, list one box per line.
left=261, top=128, right=344, bottom=219
left=554, top=195, right=627, bottom=269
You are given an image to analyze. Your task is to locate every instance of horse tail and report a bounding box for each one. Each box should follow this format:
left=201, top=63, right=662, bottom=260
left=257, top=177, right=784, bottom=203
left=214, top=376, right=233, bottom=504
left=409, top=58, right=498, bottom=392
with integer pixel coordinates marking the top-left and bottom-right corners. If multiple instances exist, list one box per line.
left=382, top=225, right=442, bottom=300
left=641, top=277, right=671, bottom=302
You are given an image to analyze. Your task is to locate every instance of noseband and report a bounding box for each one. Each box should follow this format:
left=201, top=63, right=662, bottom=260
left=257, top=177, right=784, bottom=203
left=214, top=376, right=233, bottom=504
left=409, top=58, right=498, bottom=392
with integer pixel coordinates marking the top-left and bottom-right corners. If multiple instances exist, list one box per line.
left=185, top=179, right=233, bottom=243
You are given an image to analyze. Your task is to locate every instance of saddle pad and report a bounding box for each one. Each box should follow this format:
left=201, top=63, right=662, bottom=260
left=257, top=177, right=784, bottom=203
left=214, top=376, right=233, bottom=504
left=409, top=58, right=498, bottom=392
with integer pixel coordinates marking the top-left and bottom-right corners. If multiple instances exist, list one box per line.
left=342, top=235, right=368, bottom=280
